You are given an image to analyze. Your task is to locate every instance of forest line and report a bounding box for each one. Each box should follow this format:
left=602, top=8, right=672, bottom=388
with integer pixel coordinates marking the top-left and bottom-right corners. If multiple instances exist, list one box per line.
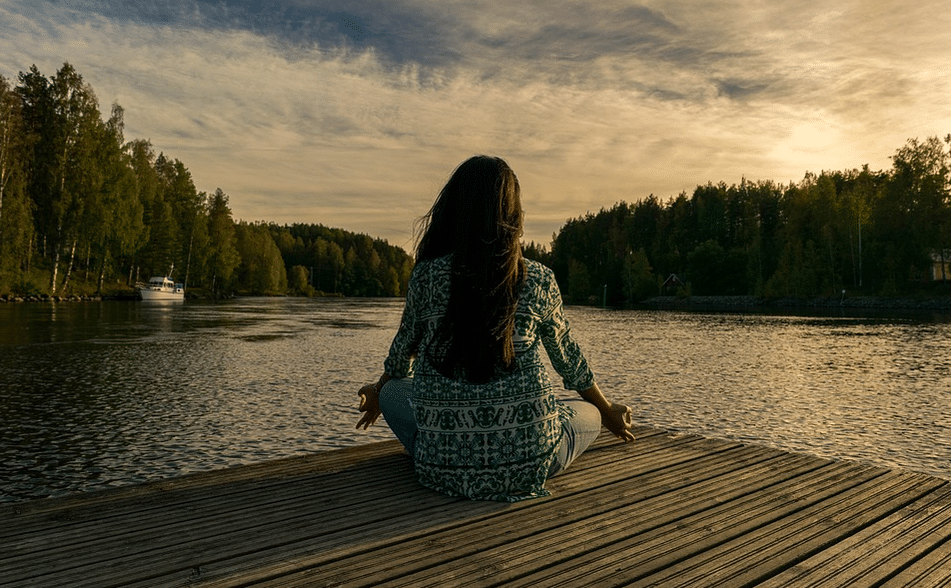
left=528, top=136, right=951, bottom=305
left=0, top=63, right=412, bottom=298
left=1, top=63, right=949, bottom=303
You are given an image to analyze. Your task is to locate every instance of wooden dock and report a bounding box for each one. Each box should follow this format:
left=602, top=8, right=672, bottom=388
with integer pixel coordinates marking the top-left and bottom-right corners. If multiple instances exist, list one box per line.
left=3, top=426, right=951, bottom=587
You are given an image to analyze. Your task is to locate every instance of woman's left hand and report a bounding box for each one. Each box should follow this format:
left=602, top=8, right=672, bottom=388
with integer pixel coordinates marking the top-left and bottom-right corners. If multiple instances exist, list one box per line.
left=579, top=383, right=635, bottom=443
left=601, top=403, right=636, bottom=442
left=356, top=382, right=382, bottom=430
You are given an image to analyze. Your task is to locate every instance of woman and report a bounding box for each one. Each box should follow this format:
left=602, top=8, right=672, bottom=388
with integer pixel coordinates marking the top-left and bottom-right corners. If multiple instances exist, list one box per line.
left=356, top=155, right=634, bottom=502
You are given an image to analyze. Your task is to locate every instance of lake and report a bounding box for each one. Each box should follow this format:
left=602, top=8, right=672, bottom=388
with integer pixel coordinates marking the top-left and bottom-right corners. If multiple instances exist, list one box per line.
left=1, top=297, right=950, bottom=502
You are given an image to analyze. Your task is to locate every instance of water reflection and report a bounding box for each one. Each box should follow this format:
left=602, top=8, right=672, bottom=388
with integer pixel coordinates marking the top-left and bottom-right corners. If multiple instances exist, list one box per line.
left=1, top=299, right=949, bottom=502
left=565, top=308, right=951, bottom=480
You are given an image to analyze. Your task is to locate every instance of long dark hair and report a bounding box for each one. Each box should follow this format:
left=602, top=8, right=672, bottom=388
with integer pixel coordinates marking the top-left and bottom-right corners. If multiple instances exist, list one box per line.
left=415, top=155, right=525, bottom=383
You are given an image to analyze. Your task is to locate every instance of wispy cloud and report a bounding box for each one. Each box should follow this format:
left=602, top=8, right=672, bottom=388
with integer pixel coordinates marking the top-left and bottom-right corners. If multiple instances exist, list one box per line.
left=2, top=0, right=950, bottom=248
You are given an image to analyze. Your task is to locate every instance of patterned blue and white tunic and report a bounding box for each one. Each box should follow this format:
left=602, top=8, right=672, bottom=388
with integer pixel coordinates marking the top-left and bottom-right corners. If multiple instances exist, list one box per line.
left=383, top=256, right=595, bottom=501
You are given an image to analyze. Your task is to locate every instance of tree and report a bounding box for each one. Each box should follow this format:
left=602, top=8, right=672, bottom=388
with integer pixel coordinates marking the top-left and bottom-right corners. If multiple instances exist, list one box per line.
left=623, top=248, right=656, bottom=302
left=628, top=195, right=661, bottom=253
left=235, top=221, right=287, bottom=295
left=838, top=166, right=880, bottom=289
left=86, top=103, right=146, bottom=293
left=288, top=265, right=315, bottom=296
left=206, top=188, right=240, bottom=296
left=567, top=257, right=591, bottom=303
left=122, top=139, right=157, bottom=284
left=522, top=241, right=550, bottom=266
left=155, top=154, right=205, bottom=287
left=687, top=240, right=727, bottom=295
left=884, top=136, right=951, bottom=282
left=43, top=63, right=106, bottom=293
left=0, top=74, right=33, bottom=285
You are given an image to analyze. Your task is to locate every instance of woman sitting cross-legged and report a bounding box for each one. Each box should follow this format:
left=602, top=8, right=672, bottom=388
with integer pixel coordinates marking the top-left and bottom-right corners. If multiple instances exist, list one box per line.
left=356, top=155, right=634, bottom=502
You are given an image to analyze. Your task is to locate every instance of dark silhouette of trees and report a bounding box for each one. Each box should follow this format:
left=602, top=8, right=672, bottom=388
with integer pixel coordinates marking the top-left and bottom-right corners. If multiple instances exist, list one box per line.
left=268, top=224, right=413, bottom=297
left=2, top=63, right=948, bottom=303
left=0, top=63, right=413, bottom=298
left=548, top=138, right=950, bottom=304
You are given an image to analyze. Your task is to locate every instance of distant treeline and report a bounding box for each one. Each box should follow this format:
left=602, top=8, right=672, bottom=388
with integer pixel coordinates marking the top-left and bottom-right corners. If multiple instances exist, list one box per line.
left=3, top=63, right=949, bottom=303
left=527, top=135, right=951, bottom=304
left=270, top=224, right=413, bottom=297
left=0, top=62, right=412, bottom=297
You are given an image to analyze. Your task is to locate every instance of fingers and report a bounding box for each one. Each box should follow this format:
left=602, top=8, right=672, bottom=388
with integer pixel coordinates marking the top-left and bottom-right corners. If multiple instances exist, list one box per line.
left=355, top=409, right=381, bottom=430
left=357, top=382, right=383, bottom=429
left=609, top=425, right=635, bottom=442
left=356, top=386, right=381, bottom=430
left=610, top=404, right=635, bottom=442
left=607, top=424, right=635, bottom=442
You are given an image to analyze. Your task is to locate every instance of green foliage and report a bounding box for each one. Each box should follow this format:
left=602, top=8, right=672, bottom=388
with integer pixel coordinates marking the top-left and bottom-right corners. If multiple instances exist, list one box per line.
left=0, top=74, right=33, bottom=286
left=567, top=258, right=592, bottom=303
left=269, top=223, right=412, bottom=297
left=2, top=63, right=950, bottom=302
left=522, top=241, right=551, bottom=266
left=235, top=221, right=287, bottom=295
left=547, top=140, right=951, bottom=301
left=0, top=63, right=414, bottom=298
left=206, top=188, right=241, bottom=295
left=551, top=202, right=651, bottom=305
left=623, top=249, right=657, bottom=301
left=288, top=265, right=316, bottom=297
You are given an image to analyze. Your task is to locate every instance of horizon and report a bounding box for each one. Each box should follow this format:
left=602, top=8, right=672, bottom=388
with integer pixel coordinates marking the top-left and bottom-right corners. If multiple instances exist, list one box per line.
left=3, top=1, right=950, bottom=250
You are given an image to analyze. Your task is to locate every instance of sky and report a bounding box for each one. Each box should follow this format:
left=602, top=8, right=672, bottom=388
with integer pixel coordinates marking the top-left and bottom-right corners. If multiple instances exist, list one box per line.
left=2, top=0, right=950, bottom=251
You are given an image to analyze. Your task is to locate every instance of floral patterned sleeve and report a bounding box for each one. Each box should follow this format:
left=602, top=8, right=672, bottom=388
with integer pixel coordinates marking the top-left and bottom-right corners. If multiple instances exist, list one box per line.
left=383, top=263, right=425, bottom=378
left=537, top=269, right=596, bottom=391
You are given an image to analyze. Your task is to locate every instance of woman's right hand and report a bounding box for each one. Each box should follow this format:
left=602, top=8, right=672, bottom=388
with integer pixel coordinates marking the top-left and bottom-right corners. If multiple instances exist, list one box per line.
left=356, top=382, right=382, bottom=430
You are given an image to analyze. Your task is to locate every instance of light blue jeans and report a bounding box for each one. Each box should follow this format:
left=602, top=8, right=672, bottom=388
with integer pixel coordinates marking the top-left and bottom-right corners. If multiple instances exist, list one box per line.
left=378, top=378, right=603, bottom=477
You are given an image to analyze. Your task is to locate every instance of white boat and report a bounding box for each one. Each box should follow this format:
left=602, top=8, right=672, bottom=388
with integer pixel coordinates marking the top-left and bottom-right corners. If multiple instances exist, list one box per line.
left=139, top=272, right=185, bottom=301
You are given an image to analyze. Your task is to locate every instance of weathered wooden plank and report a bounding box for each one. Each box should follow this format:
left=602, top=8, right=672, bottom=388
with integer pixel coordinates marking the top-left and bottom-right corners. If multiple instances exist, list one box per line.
left=1, top=466, right=431, bottom=586
left=0, top=431, right=641, bottom=547
left=109, top=428, right=684, bottom=578
left=3, top=427, right=951, bottom=588
left=350, top=455, right=833, bottom=588
left=0, top=455, right=425, bottom=577
left=127, top=431, right=698, bottom=588
left=0, top=440, right=405, bottom=538
left=1, top=454, right=416, bottom=558
left=617, top=471, right=946, bottom=588
left=490, top=463, right=881, bottom=587
left=0, top=432, right=652, bottom=588
left=757, top=483, right=951, bottom=587
left=219, top=443, right=813, bottom=588
left=165, top=433, right=756, bottom=587
left=882, top=537, right=951, bottom=588
left=1, top=430, right=705, bottom=588
left=246, top=446, right=795, bottom=588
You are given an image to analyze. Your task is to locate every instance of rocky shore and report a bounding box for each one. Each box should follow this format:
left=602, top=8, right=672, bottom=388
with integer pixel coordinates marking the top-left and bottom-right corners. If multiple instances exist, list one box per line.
left=0, top=290, right=229, bottom=303
left=0, top=293, right=106, bottom=303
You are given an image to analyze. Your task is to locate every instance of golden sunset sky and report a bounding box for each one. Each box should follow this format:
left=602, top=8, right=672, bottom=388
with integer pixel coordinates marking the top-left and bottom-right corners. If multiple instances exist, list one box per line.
left=3, top=0, right=950, bottom=250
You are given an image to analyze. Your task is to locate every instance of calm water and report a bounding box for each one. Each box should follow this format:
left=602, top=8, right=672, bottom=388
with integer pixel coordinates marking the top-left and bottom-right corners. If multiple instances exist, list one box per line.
left=1, top=298, right=950, bottom=502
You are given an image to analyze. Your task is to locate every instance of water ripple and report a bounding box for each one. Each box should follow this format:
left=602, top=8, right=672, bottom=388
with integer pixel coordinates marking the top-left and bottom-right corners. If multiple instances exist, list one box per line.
left=1, top=299, right=949, bottom=502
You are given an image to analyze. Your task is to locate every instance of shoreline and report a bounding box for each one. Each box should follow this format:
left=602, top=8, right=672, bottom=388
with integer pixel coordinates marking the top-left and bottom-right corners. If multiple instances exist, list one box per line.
left=0, top=291, right=232, bottom=303
left=0, top=293, right=109, bottom=303
left=640, top=294, right=951, bottom=312
left=5, top=292, right=951, bottom=312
